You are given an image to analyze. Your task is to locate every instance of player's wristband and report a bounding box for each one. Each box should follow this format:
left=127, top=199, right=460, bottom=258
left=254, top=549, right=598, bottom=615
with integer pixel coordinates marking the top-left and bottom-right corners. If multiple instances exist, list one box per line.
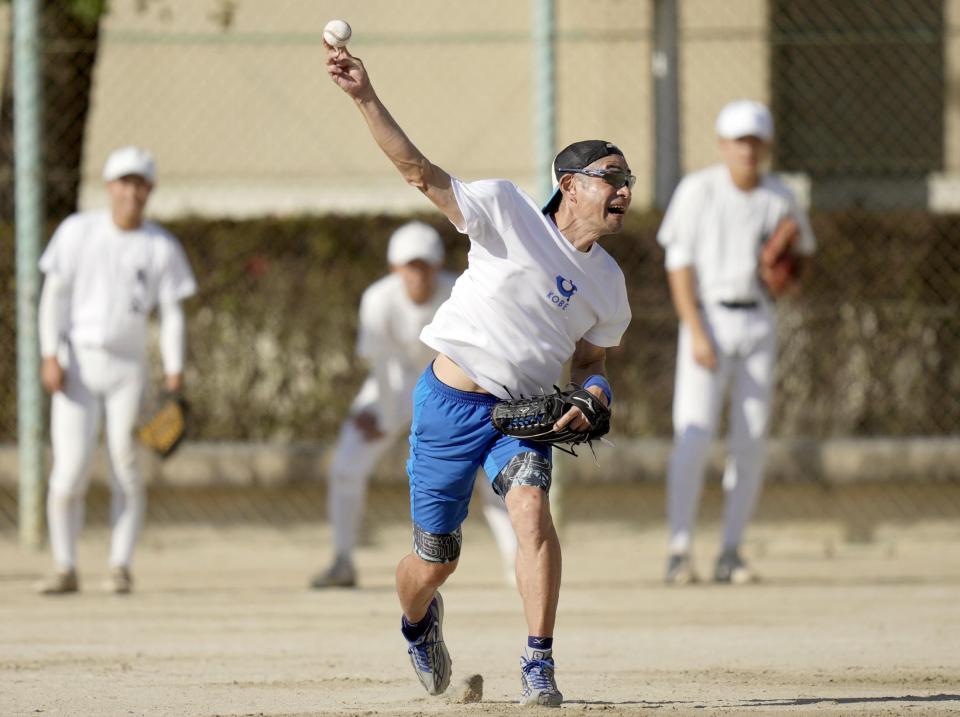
left=583, top=375, right=613, bottom=407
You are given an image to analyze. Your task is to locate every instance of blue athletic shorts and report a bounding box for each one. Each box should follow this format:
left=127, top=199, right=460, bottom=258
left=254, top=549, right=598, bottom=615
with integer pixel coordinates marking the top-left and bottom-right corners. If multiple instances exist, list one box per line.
left=406, top=363, right=551, bottom=535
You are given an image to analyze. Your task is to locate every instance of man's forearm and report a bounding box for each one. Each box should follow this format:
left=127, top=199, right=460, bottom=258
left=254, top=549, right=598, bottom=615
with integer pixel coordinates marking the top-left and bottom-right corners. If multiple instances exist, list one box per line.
left=667, top=266, right=705, bottom=332
left=570, top=358, right=605, bottom=387
left=38, top=274, right=67, bottom=358
left=370, top=357, right=401, bottom=432
left=352, top=94, right=459, bottom=222
left=159, top=301, right=186, bottom=375
left=570, top=338, right=606, bottom=382
left=354, top=96, right=433, bottom=192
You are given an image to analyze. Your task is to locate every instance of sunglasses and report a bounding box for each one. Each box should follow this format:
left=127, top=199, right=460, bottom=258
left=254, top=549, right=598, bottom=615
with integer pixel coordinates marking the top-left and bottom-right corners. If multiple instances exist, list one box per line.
left=557, top=167, right=637, bottom=190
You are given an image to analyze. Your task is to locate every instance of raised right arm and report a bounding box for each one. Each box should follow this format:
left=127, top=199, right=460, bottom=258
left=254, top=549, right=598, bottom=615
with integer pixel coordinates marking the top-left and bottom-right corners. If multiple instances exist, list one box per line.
left=325, top=43, right=464, bottom=227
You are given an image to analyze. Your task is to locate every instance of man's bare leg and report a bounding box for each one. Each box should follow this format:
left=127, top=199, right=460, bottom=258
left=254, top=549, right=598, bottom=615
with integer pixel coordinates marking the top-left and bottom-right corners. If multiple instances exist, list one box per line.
left=506, top=484, right=563, bottom=706
left=396, top=550, right=457, bottom=696
left=396, top=554, right=457, bottom=622
left=506, top=485, right=561, bottom=634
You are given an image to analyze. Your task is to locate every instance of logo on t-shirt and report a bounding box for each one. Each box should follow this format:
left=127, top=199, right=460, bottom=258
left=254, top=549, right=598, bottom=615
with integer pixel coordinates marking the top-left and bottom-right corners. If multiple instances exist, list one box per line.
left=546, top=275, right=578, bottom=310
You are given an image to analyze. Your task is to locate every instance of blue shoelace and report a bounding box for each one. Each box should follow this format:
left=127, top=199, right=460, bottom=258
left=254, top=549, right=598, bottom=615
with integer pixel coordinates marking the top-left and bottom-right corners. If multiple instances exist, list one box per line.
left=522, top=658, right=557, bottom=691
left=408, top=624, right=439, bottom=672
left=410, top=643, right=433, bottom=672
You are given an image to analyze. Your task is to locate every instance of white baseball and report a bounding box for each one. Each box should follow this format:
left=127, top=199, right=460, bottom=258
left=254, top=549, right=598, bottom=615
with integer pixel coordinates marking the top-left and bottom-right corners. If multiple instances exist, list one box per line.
left=323, top=19, right=351, bottom=48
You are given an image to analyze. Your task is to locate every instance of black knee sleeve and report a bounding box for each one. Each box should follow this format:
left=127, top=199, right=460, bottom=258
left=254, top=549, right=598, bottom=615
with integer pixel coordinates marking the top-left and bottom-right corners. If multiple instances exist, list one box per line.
left=413, top=524, right=462, bottom=563
left=492, top=451, right=552, bottom=499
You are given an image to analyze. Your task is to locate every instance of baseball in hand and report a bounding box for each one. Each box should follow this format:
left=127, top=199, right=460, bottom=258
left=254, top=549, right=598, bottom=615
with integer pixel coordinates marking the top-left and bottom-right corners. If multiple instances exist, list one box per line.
left=323, top=19, right=352, bottom=48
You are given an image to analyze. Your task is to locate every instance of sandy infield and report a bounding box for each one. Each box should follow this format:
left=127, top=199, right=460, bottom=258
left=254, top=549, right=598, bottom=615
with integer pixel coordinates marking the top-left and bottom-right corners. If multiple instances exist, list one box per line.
left=1, top=483, right=959, bottom=716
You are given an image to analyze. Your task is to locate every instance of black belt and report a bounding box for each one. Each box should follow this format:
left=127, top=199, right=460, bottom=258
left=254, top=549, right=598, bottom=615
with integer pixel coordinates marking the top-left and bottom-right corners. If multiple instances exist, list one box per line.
left=718, top=300, right=759, bottom=310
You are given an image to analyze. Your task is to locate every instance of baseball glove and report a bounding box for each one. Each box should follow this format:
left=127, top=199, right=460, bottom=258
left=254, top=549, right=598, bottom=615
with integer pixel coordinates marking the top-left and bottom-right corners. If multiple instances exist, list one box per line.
left=490, top=384, right=611, bottom=456
left=759, top=217, right=801, bottom=298
left=137, top=392, right=189, bottom=459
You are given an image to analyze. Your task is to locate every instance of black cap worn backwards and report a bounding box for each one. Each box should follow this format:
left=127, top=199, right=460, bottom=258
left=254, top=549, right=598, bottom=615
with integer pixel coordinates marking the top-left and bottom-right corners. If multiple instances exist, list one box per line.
left=542, top=140, right=625, bottom=214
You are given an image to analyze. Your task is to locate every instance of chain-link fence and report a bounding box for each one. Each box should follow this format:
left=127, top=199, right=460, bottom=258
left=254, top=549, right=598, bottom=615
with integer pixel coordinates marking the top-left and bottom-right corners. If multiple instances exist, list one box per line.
left=1, top=1, right=958, bottom=530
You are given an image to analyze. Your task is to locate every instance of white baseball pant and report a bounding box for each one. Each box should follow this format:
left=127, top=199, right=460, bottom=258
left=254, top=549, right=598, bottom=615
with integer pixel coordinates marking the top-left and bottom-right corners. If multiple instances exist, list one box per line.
left=47, top=346, right=147, bottom=571
left=667, top=303, right=777, bottom=555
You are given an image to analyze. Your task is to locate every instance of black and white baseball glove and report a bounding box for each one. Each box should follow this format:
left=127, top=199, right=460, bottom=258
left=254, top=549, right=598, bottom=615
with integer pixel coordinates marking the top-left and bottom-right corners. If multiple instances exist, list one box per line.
left=490, top=384, right=611, bottom=456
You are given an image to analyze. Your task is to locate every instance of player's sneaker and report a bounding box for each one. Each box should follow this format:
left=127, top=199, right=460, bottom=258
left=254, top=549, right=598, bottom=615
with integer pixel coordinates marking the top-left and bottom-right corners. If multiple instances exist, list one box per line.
left=404, top=593, right=451, bottom=695
left=36, top=568, right=79, bottom=595
left=105, top=566, right=133, bottom=594
left=309, top=556, right=357, bottom=589
left=664, top=553, right=698, bottom=585
left=714, top=549, right=756, bottom=584
left=520, top=649, right=563, bottom=707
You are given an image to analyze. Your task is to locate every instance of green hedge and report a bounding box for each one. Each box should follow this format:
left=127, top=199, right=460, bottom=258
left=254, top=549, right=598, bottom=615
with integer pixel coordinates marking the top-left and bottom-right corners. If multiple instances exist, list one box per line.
left=1, top=209, right=958, bottom=442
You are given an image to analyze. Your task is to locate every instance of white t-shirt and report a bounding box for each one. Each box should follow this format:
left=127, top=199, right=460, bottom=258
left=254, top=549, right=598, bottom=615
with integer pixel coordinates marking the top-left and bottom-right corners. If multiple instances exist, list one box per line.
left=352, top=270, right=456, bottom=432
left=657, top=164, right=816, bottom=304
left=420, top=178, right=631, bottom=398
left=39, top=210, right=197, bottom=358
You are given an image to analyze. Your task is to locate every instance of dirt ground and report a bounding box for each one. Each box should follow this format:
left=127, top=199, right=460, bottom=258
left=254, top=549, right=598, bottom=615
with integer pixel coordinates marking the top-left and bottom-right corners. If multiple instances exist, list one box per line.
left=1, top=483, right=959, bottom=716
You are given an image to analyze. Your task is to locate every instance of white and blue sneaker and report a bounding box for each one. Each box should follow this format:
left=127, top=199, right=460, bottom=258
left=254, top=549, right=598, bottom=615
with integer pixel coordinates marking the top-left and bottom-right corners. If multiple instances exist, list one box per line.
left=520, top=649, right=563, bottom=707
left=405, top=593, right=452, bottom=695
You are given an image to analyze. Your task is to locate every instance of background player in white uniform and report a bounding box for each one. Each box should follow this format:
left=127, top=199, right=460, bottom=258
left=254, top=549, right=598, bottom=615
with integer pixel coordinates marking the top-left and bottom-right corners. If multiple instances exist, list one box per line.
left=36, top=146, right=197, bottom=595
left=310, top=221, right=518, bottom=589
left=326, top=40, right=631, bottom=707
left=657, top=100, right=816, bottom=585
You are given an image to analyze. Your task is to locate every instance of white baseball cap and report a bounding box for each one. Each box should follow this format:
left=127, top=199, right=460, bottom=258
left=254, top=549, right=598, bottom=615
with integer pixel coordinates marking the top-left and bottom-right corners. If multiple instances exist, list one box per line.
left=102, top=145, right=157, bottom=183
left=387, top=221, right=444, bottom=266
left=715, top=100, right=774, bottom=142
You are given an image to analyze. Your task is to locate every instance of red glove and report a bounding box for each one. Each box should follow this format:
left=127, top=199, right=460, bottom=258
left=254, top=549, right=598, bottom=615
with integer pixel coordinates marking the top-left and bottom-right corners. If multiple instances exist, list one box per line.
left=759, top=217, right=801, bottom=298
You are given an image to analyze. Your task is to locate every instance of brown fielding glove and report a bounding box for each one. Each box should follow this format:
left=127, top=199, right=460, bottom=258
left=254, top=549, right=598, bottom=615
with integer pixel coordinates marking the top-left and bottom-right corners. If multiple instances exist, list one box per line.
left=759, top=217, right=801, bottom=298
left=137, top=393, right=189, bottom=459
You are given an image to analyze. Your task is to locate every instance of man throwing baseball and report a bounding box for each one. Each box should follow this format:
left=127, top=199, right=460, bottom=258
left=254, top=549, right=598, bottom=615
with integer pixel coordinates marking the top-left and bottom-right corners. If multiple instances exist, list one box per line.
left=326, top=39, right=631, bottom=706
left=657, top=100, right=815, bottom=585
left=36, top=146, right=196, bottom=595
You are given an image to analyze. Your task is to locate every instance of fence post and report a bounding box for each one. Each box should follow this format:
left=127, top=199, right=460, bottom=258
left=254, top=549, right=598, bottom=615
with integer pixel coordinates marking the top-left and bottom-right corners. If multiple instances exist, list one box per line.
left=14, top=0, right=45, bottom=549
left=532, top=0, right=568, bottom=530
left=652, top=0, right=681, bottom=209
left=532, top=0, right=556, bottom=203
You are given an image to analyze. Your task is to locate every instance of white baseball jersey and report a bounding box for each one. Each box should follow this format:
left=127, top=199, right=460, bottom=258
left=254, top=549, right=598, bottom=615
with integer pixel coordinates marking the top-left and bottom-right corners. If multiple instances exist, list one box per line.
left=657, top=164, right=816, bottom=304
left=352, top=270, right=456, bottom=432
left=659, top=164, right=817, bottom=557
left=421, top=177, right=631, bottom=398
left=39, top=210, right=197, bottom=358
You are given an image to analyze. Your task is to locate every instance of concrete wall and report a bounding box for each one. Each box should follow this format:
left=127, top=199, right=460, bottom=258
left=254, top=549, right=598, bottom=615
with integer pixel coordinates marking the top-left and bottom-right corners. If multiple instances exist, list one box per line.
left=77, top=0, right=654, bottom=217
left=679, top=0, right=770, bottom=174
left=67, top=1, right=771, bottom=217
left=1, top=2, right=956, bottom=215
